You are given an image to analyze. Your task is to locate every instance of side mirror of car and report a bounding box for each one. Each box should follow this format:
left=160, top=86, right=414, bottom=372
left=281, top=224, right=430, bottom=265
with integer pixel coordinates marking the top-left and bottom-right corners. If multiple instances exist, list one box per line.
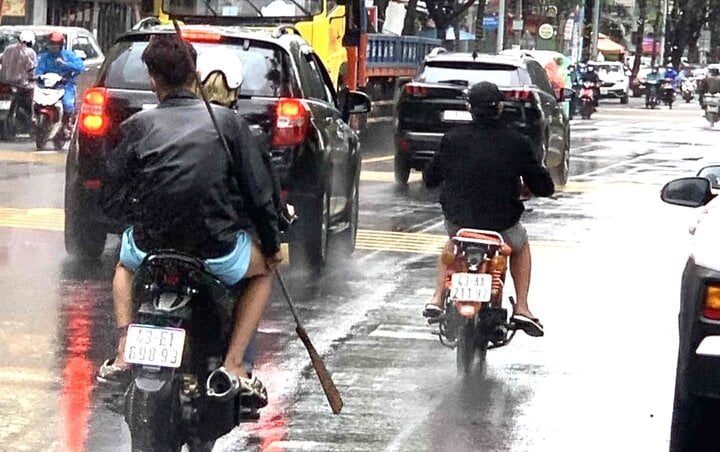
left=697, top=165, right=720, bottom=189
left=340, top=90, right=372, bottom=121
left=74, top=49, right=87, bottom=60
left=661, top=177, right=714, bottom=207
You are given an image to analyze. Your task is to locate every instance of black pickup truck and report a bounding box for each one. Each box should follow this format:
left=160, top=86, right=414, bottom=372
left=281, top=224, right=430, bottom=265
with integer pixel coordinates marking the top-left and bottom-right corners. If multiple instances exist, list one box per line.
left=394, top=52, right=571, bottom=187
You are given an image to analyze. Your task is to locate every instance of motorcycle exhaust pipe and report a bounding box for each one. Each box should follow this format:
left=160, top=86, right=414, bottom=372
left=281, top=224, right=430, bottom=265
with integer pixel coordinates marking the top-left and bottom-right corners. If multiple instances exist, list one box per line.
left=206, top=367, right=240, bottom=401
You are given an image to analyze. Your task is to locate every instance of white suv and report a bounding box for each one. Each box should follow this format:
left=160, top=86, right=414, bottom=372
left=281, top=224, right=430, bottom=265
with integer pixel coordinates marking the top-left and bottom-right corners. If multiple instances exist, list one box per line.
left=589, top=61, right=630, bottom=104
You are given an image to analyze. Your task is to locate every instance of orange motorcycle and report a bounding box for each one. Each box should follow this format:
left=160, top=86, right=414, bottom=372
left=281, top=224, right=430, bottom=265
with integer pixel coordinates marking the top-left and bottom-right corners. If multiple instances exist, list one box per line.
left=429, top=229, right=519, bottom=374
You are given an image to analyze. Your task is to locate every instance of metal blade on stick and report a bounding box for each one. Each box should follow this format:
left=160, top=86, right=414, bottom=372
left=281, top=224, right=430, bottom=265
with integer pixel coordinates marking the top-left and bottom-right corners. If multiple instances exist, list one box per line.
left=275, top=270, right=344, bottom=414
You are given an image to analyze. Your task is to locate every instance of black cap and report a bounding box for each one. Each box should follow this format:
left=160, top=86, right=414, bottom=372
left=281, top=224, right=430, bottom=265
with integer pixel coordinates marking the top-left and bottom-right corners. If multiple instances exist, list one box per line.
left=467, top=81, right=504, bottom=109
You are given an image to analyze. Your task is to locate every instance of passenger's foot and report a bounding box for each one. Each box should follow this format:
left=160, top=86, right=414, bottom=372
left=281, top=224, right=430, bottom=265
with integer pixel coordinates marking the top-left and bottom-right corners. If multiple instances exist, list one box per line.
left=422, top=303, right=443, bottom=319
left=96, top=357, right=131, bottom=386
left=511, top=313, right=544, bottom=337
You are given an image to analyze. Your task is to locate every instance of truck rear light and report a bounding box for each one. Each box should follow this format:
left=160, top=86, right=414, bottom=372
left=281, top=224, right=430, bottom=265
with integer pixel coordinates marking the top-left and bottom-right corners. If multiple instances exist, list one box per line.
left=79, top=88, right=108, bottom=136
left=404, top=84, right=429, bottom=97
left=272, top=98, right=309, bottom=147
left=398, top=138, right=411, bottom=152
left=83, top=179, right=102, bottom=190
left=704, top=284, right=720, bottom=320
left=503, top=89, right=533, bottom=101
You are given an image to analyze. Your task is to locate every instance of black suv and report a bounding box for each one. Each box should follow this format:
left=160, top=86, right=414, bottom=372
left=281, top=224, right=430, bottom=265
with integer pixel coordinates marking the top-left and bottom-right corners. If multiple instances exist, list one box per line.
left=64, top=25, right=370, bottom=267
left=394, top=52, right=571, bottom=186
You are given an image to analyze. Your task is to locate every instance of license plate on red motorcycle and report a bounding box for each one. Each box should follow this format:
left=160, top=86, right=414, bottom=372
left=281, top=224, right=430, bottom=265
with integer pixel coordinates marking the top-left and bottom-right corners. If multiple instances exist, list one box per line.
left=450, top=273, right=492, bottom=302
left=124, top=324, right=186, bottom=368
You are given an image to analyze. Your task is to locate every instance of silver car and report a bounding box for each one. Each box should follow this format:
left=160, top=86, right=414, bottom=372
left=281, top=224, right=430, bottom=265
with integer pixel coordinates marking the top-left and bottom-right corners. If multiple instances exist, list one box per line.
left=0, top=26, right=105, bottom=137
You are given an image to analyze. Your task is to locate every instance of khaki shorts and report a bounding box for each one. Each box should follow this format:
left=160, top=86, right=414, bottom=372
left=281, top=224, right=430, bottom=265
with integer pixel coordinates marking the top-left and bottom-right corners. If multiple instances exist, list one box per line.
left=445, top=220, right=528, bottom=253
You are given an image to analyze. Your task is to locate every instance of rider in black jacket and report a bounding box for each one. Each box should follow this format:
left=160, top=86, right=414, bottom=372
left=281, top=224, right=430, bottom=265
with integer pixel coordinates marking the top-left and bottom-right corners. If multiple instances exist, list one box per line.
left=98, top=35, right=280, bottom=406
left=423, top=81, right=554, bottom=337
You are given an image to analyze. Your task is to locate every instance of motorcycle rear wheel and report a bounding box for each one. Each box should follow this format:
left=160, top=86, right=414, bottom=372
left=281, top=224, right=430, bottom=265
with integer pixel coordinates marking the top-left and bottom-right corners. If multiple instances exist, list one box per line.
left=456, top=317, right=477, bottom=375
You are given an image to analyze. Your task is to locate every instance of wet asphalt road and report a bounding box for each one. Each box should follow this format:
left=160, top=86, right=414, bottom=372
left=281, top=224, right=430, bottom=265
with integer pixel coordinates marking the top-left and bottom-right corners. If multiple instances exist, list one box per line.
left=0, top=97, right=716, bottom=451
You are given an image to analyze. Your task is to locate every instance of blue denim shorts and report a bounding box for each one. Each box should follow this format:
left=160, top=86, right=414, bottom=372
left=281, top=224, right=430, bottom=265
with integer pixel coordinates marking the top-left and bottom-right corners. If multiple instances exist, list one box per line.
left=119, top=227, right=252, bottom=286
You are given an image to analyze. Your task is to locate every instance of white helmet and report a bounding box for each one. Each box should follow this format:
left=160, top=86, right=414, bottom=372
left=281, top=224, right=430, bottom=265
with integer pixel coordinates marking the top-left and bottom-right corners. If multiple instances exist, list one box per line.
left=19, top=30, right=35, bottom=47
left=196, top=48, right=244, bottom=90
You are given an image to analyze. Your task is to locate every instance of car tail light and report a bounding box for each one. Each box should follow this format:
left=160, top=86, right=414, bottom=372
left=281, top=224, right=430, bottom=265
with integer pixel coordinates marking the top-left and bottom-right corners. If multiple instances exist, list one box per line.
left=703, top=284, right=720, bottom=320
left=180, top=30, right=223, bottom=42
left=272, top=98, right=309, bottom=147
left=398, top=138, right=411, bottom=153
left=404, top=84, right=429, bottom=97
left=79, top=88, right=108, bottom=136
left=503, top=89, right=533, bottom=101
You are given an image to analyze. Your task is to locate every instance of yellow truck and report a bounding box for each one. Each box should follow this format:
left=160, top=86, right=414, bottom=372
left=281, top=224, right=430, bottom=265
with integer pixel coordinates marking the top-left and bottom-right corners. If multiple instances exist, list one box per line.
left=153, top=0, right=440, bottom=123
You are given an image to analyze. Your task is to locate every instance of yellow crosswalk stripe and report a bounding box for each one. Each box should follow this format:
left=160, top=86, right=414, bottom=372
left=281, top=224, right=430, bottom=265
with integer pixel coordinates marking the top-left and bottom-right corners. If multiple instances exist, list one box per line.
left=0, top=207, right=572, bottom=252
left=0, top=150, right=65, bottom=165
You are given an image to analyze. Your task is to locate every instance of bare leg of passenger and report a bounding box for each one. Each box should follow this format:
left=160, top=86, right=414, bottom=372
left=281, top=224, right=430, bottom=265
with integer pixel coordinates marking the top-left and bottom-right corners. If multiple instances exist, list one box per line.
left=223, top=243, right=272, bottom=378
left=509, top=241, right=534, bottom=318
left=428, top=240, right=452, bottom=308
left=113, top=262, right=134, bottom=367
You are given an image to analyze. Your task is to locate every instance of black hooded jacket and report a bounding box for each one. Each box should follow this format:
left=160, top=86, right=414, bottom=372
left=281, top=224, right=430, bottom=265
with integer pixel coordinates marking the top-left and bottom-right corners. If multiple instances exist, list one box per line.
left=103, top=91, right=280, bottom=258
left=423, top=120, right=554, bottom=231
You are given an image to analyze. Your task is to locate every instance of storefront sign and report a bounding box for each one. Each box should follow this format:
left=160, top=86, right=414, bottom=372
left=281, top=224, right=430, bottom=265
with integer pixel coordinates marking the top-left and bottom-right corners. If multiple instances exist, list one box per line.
left=538, top=23, right=554, bottom=40
left=2, top=0, right=26, bottom=17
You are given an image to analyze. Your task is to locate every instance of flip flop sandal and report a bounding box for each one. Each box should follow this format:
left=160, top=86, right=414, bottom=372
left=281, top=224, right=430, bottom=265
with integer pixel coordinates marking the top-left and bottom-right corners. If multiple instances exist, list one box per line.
left=512, top=314, right=545, bottom=337
left=422, top=304, right=443, bottom=319
left=96, top=358, right=131, bottom=386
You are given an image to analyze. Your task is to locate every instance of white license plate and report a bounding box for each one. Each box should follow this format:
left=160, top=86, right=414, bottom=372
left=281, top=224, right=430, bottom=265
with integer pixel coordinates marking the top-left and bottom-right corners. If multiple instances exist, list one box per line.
left=0, top=100, right=11, bottom=110
left=442, top=110, right=472, bottom=122
left=708, top=104, right=719, bottom=113
left=450, top=273, right=492, bottom=302
left=124, top=324, right=186, bottom=368
left=600, top=88, right=608, bottom=95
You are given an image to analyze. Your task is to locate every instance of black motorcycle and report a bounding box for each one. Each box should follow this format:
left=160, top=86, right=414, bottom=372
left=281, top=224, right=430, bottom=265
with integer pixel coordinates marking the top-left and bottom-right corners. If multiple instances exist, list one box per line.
left=429, top=229, right=518, bottom=374
left=645, top=80, right=660, bottom=109
left=121, top=251, right=259, bottom=452
left=2, top=83, right=34, bottom=141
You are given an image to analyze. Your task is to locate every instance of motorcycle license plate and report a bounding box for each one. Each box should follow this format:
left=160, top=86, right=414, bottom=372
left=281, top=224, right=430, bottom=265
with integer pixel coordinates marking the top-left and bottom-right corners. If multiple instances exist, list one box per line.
left=450, top=273, right=492, bottom=302
left=124, top=324, right=186, bottom=368
left=0, top=100, right=10, bottom=110
left=600, top=88, right=608, bottom=95
left=442, top=110, right=472, bottom=122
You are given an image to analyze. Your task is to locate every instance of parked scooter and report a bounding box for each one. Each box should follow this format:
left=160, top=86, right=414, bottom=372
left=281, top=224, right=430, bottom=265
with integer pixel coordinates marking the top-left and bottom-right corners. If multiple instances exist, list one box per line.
left=34, top=72, right=70, bottom=151
left=704, top=93, right=720, bottom=127
left=428, top=229, right=519, bottom=374
left=662, top=78, right=676, bottom=109
left=580, top=81, right=596, bottom=120
left=681, top=78, right=695, bottom=103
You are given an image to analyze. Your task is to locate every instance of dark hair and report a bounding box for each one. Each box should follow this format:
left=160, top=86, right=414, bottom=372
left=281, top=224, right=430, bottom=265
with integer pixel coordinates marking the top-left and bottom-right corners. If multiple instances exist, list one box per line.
left=141, top=34, right=197, bottom=88
left=468, top=81, right=503, bottom=119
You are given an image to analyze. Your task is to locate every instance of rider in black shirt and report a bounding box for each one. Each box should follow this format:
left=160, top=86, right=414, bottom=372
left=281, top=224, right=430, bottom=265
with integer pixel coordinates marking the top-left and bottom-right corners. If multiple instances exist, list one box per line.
left=423, top=81, right=554, bottom=337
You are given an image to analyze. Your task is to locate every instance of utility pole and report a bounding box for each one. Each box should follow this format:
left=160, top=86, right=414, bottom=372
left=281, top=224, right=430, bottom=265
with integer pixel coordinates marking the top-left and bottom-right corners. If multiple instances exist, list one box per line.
left=497, top=0, right=505, bottom=52
left=590, top=0, right=601, bottom=59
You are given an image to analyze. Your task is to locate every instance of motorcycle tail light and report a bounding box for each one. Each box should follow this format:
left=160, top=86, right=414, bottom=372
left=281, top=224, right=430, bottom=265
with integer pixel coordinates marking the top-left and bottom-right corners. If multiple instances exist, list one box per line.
left=272, top=98, right=309, bottom=147
left=703, top=284, right=720, bottom=320
left=79, top=87, right=108, bottom=136
left=456, top=301, right=481, bottom=318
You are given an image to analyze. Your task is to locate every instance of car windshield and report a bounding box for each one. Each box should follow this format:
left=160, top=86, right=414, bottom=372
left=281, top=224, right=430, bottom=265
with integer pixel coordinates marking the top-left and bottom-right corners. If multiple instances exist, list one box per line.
left=163, top=0, right=322, bottom=19
left=417, top=62, right=526, bottom=87
left=104, top=40, right=288, bottom=97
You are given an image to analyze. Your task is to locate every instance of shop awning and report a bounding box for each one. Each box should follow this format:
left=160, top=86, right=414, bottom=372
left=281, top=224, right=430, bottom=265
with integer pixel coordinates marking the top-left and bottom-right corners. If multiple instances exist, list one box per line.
left=597, top=33, right=626, bottom=55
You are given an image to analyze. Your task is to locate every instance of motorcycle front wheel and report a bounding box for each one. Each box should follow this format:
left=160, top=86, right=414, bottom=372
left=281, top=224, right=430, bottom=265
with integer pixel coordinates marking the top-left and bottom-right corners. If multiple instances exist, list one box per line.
left=35, top=115, right=48, bottom=151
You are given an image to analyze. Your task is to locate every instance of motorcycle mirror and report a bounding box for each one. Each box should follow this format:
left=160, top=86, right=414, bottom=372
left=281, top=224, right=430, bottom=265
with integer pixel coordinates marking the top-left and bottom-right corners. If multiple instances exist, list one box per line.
left=697, top=165, right=720, bottom=189
left=661, top=177, right=714, bottom=207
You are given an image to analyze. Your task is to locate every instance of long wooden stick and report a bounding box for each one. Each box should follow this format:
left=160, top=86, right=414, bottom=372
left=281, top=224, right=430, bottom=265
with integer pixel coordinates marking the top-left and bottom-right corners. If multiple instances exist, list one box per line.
left=275, top=271, right=344, bottom=414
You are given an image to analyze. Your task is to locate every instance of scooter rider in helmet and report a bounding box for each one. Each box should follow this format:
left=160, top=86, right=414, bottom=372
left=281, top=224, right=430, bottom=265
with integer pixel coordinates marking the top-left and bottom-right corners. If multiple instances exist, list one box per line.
left=0, top=30, right=37, bottom=122
left=35, top=31, right=84, bottom=137
left=581, top=64, right=601, bottom=106
left=422, top=81, right=554, bottom=337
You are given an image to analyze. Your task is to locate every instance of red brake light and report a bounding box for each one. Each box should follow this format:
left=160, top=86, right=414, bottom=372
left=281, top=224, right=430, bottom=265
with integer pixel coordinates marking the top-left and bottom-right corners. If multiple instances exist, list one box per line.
left=404, top=84, right=429, bottom=97
left=180, top=30, right=223, bottom=43
left=503, top=89, right=533, bottom=101
left=79, top=88, right=108, bottom=136
left=272, top=98, right=309, bottom=147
